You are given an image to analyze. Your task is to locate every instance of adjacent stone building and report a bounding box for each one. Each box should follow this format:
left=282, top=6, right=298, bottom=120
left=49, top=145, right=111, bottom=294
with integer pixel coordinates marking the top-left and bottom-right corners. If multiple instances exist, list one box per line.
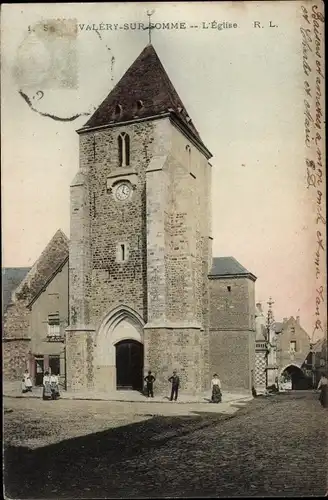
left=209, top=257, right=257, bottom=392
left=275, top=316, right=312, bottom=389
left=3, top=230, right=69, bottom=385
left=3, top=44, right=257, bottom=395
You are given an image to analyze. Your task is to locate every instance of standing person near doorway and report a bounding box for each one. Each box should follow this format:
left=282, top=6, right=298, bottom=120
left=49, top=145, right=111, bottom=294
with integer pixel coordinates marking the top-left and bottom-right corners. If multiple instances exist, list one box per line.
left=144, top=370, right=156, bottom=398
left=21, top=369, right=33, bottom=393
left=42, top=371, right=52, bottom=400
left=168, top=370, right=180, bottom=401
left=50, top=372, right=60, bottom=400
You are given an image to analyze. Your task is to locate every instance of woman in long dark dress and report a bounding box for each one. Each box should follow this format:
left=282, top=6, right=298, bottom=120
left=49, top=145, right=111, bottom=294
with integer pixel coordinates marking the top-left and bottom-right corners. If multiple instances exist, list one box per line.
left=211, top=374, right=222, bottom=403
left=317, top=374, right=328, bottom=408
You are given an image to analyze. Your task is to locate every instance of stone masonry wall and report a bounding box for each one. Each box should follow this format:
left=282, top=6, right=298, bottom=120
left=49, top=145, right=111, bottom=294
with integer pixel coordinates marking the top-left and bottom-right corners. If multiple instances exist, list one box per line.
left=66, top=329, right=95, bottom=391
left=209, top=277, right=255, bottom=331
left=69, top=168, right=92, bottom=328
left=86, top=121, right=157, bottom=326
left=209, top=276, right=256, bottom=392
left=144, top=327, right=205, bottom=395
left=3, top=300, right=31, bottom=380
left=209, top=330, right=255, bottom=392
left=3, top=340, right=30, bottom=380
left=145, top=121, right=211, bottom=393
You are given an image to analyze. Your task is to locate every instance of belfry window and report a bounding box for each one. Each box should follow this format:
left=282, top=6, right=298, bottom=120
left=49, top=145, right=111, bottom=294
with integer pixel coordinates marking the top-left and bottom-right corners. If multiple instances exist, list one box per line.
left=118, top=132, right=130, bottom=167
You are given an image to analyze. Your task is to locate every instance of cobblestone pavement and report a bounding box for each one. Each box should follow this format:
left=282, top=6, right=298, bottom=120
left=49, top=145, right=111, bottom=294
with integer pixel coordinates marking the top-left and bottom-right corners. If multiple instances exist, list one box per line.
left=4, top=392, right=328, bottom=498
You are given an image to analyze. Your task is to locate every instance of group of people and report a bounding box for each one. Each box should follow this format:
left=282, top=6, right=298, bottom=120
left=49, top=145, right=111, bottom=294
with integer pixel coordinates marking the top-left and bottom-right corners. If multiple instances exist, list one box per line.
left=21, top=369, right=60, bottom=400
left=144, top=370, right=222, bottom=403
left=21, top=366, right=328, bottom=408
left=144, top=370, right=183, bottom=401
left=42, top=371, right=60, bottom=400
left=143, top=370, right=328, bottom=407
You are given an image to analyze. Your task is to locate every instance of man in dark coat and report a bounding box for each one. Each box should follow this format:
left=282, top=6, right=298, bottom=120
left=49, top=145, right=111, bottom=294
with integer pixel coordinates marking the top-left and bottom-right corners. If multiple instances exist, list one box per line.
left=144, top=370, right=156, bottom=398
left=168, top=370, right=180, bottom=401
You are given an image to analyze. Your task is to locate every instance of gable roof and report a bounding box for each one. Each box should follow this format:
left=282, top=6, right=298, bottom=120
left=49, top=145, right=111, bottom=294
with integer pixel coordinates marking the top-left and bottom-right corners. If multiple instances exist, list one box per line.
left=82, top=44, right=209, bottom=153
left=13, top=229, right=69, bottom=307
left=274, top=316, right=311, bottom=341
left=209, top=257, right=257, bottom=281
left=2, top=267, right=31, bottom=314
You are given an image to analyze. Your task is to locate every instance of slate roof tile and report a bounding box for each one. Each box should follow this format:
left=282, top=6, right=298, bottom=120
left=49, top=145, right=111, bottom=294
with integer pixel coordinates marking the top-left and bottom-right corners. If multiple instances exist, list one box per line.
left=84, top=44, right=202, bottom=142
left=2, top=267, right=31, bottom=314
left=13, top=229, right=69, bottom=306
left=210, top=256, right=256, bottom=279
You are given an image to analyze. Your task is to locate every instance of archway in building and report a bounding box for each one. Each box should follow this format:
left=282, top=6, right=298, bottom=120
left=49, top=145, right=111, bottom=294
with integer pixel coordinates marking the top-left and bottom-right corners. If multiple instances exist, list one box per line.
left=94, top=305, right=145, bottom=392
left=115, top=339, right=144, bottom=390
left=281, top=365, right=311, bottom=390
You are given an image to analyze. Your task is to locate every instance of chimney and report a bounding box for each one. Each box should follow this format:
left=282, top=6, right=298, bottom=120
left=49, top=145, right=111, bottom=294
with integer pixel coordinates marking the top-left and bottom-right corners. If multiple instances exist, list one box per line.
left=296, top=316, right=300, bottom=324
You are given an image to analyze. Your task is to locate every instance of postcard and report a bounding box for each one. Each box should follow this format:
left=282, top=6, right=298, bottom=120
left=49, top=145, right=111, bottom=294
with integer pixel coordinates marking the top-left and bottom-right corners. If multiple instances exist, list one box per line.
left=2, top=2, right=327, bottom=498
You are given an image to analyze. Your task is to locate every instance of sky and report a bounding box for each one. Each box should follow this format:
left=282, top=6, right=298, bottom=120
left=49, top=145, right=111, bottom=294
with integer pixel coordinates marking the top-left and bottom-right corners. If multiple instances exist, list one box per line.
left=1, top=2, right=326, bottom=339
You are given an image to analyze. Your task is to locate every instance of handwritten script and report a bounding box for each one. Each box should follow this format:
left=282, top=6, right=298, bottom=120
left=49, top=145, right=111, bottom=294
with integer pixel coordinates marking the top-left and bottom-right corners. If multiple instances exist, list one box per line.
left=301, top=4, right=326, bottom=340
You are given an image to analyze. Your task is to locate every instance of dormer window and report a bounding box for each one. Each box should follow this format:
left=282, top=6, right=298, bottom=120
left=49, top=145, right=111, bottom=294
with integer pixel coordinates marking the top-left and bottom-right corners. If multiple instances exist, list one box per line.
left=118, top=132, right=130, bottom=167
left=114, top=104, right=122, bottom=118
left=136, top=100, right=144, bottom=111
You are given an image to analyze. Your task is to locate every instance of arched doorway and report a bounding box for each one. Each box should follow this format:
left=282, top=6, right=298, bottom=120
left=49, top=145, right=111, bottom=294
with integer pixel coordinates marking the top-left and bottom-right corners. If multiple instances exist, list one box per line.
left=281, top=365, right=311, bottom=390
left=94, top=305, right=145, bottom=392
left=115, top=340, right=143, bottom=390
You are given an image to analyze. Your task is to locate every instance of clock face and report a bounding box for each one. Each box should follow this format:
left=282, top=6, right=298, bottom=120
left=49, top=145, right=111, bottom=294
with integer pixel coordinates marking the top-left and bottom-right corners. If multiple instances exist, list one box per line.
left=115, top=183, right=131, bottom=201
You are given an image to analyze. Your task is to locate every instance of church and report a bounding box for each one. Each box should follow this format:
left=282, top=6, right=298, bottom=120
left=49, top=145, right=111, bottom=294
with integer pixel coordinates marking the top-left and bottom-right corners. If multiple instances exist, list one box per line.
left=3, top=45, right=257, bottom=396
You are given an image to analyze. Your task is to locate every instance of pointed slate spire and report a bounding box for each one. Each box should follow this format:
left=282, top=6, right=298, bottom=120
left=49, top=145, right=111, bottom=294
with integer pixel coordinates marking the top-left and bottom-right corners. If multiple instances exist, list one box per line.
left=84, top=44, right=202, bottom=142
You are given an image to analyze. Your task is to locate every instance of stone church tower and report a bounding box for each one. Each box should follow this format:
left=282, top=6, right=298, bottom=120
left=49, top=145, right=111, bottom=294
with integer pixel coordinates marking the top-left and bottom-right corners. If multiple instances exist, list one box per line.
left=66, top=44, right=213, bottom=395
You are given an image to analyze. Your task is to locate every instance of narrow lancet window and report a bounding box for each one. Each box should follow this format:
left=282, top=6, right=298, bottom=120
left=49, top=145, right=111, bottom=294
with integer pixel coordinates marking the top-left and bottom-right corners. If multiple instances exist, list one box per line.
left=121, top=244, right=125, bottom=262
